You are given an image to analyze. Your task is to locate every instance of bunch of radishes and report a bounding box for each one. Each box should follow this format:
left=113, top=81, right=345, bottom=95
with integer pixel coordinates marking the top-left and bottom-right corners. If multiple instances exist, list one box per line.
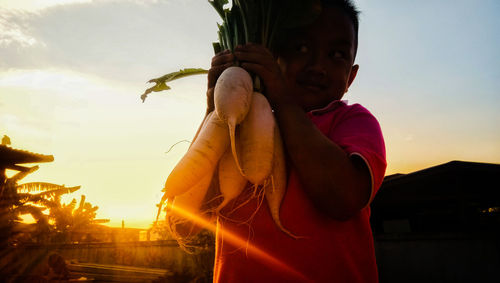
left=160, top=66, right=295, bottom=239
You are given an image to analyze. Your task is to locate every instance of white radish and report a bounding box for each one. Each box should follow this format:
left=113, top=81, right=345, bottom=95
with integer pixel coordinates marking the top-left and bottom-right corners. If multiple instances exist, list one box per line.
left=214, top=66, right=253, bottom=177
left=236, top=92, right=275, bottom=185
left=214, top=66, right=253, bottom=127
left=167, top=171, right=214, bottom=239
left=265, top=125, right=298, bottom=238
left=162, top=111, right=229, bottom=200
left=216, top=148, right=248, bottom=213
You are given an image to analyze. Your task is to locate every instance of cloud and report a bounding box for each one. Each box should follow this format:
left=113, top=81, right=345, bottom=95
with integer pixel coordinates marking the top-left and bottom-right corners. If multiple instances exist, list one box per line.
left=0, top=0, right=92, bottom=12
left=0, top=11, right=41, bottom=47
left=0, top=0, right=218, bottom=83
left=0, top=9, right=49, bottom=70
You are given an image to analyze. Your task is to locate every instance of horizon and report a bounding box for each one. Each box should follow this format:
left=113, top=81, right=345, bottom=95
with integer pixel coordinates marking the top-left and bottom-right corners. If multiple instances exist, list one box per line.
left=12, top=156, right=500, bottom=229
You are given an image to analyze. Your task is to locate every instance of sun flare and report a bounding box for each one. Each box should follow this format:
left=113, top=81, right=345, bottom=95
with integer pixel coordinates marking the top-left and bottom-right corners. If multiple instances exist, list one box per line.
left=164, top=203, right=309, bottom=281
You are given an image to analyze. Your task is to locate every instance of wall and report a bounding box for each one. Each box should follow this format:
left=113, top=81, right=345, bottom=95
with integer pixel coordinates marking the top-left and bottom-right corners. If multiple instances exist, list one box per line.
left=375, top=233, right=500, bottom=283
left=4, top=240, right=214, bottom=280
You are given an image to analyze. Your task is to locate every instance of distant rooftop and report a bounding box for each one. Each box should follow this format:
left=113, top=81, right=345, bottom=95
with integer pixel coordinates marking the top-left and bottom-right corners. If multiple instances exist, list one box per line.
left=0, top=144, right=54, bottom=166
left=381, top=160, right=500, bottom=190
left=371, top=160, right=500, bottom=234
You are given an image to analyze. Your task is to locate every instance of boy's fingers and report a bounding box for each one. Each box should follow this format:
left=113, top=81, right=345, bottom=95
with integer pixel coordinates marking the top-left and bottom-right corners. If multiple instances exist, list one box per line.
left=234, top=44, right=274, bottom=63
left=209, top=63, right=232, bottom=75
left=234, top=51, right=271, bottom=66
left=235, top=52, right=279, bottom=76
left=211, top=52, right=234, bottom=67
left=207, top=63, right=233, bottom=88
left=216, top=49, right=231, bottom=56
left=240, top=62, right=272, bottom=81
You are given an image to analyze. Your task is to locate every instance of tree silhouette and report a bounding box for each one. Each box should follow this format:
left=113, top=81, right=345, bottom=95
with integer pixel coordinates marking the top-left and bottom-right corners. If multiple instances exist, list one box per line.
left=0, top=166, right=57, bottom=246
left=0, top=162, right=110, bottom=246
left=48, top=194, right=108, bottom=243
left=0, top=142, right=54, bottom=249
left=0, top=167, right=81, bottom=245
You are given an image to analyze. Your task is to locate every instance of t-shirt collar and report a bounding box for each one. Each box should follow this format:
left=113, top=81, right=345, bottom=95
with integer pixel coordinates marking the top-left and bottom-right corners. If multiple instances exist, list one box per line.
left=308, top=99, right=348, bottom=116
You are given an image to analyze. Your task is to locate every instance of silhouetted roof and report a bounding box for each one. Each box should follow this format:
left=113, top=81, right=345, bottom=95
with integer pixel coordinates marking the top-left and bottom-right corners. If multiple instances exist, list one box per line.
left=373, top=160, right=500, bottom=208
left=371, top=161, right=500, bottom=233
left=383, top=160, right=500, bottom=186
left=0, top=145, right=54, bottom=166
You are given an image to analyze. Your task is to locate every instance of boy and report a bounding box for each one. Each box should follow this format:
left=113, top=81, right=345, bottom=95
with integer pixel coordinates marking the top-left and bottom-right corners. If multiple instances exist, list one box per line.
left=206, top=0, right=386, bottom=281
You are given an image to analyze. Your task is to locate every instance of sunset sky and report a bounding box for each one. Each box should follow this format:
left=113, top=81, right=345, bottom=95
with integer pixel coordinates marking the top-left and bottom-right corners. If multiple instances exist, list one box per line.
left=1, top=0, right=499, bottom=228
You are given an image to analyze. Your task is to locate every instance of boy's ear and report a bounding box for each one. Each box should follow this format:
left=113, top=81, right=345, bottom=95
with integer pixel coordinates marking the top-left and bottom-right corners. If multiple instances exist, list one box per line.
left=345, top=64, right=359, bottom=93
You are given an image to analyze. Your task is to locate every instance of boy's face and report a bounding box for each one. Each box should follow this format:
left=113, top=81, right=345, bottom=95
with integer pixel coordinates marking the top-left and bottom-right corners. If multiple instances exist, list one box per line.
left=277, top=6, right=359, bottom=112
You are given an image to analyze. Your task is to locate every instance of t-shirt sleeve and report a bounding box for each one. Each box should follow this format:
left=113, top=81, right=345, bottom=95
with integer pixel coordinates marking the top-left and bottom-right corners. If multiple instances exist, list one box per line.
left=328, top=104, right=387, bottom=206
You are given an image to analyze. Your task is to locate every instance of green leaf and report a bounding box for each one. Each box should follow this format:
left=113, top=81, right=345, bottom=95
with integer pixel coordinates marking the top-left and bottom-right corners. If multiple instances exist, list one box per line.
left=7, top=166, right=39, bottom=185
left=141, top=68, right=208, bottom=102
left=208, top=0, right=229, bottom=19
left=213, top=42, right=222, bottom=54
left=235, top=0, right=260, bottom=43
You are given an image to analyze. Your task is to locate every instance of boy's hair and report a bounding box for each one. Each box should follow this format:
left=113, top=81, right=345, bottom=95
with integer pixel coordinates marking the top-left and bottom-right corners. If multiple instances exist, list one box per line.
left=275, top=0, right=360, bottom=61
left=322, top=0, right=360, bottom=60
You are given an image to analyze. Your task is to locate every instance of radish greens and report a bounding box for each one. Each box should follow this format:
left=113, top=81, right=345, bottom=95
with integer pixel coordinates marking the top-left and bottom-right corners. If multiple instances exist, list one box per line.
left=141, top=0, right=322, bottom=102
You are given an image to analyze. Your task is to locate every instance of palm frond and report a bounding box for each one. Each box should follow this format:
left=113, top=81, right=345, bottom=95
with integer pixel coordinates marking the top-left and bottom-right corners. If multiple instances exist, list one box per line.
left=17, top=194, right=58, bottom=209
left=78, top=195, right=86, bottom=211
left=66, top=198, right=77, bottom=211
left=17, top=182, right=80, bottom=195
left=13, top=205, right=48, bottom=222
left=34, top=187, right=81, bottom=199
left=6, top=166, right=39, bottom=186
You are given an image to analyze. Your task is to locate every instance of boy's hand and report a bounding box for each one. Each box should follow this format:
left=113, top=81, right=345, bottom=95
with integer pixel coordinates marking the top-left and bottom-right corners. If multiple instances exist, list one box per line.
left=206, top=49, right=234, bottom=114
left=234, top=43, right=291, bottom=109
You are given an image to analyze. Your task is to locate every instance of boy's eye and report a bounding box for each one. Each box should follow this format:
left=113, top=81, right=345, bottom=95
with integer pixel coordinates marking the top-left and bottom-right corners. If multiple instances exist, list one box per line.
left=330, top=50, right=345, bottom=59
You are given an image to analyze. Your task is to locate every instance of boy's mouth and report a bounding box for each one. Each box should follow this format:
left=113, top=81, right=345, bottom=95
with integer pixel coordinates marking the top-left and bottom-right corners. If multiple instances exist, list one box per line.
left=297, top=80, right=327, bottom=93
left=301, top=84, right=323, bottom=92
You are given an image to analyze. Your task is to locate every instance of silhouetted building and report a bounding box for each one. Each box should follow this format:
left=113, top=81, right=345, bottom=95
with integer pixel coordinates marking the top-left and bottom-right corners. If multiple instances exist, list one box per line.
left=371, top=160, right=500, bottom=283
left=0, top=144, right=54, bottom=177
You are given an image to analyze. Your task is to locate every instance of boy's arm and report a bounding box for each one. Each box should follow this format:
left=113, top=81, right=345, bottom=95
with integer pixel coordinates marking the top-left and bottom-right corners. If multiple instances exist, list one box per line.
left=235, top=44, right=371, bottom=221
left=274, top=100, right=372, bottom=221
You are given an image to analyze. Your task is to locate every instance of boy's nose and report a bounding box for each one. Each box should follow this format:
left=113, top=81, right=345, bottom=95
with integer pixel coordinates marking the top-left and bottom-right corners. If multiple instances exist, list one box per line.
left=305, top=53, right=327, bottom=78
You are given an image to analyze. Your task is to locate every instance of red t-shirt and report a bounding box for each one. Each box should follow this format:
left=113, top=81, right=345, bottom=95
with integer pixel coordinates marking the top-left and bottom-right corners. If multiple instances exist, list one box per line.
left=213, top=100, right=387, bottom=283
